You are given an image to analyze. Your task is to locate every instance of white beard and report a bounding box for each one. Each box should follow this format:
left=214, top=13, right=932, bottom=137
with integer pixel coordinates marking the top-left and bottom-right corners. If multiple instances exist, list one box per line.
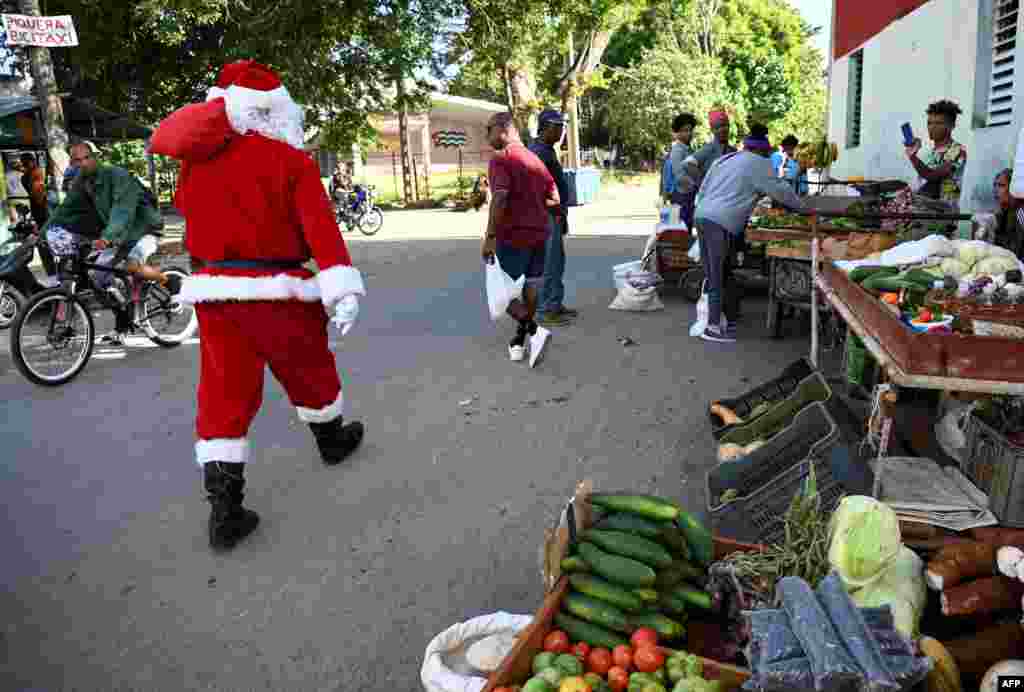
left=206, top=84, right=306, bottom=151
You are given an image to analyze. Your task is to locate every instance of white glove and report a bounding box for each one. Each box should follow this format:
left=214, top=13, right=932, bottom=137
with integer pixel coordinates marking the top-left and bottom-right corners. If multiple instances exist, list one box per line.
left=330, top=294, right=359, bottom=336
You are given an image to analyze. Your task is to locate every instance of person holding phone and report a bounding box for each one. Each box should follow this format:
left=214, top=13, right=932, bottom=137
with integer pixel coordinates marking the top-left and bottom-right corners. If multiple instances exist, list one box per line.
left=905, top=100, right=967, bottom=209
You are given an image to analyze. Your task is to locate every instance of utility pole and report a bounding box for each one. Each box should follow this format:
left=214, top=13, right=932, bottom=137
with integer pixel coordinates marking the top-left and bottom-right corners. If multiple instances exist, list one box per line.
left=17, top=0, right=70, bottom=198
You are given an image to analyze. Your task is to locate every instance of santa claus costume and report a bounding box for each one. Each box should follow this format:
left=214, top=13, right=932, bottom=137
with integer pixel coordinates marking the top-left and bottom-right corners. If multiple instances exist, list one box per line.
left=150, top=61, right=366, bottom=551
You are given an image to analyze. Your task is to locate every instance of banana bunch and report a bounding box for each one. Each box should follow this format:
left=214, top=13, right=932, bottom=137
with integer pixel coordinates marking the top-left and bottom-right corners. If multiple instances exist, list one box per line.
left=799, top=140, right=841, bottom=170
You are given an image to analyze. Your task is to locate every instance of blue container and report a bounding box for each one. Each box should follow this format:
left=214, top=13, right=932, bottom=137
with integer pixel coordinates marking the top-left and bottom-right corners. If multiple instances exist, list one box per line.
left=565, top=168, right=602, bottom=207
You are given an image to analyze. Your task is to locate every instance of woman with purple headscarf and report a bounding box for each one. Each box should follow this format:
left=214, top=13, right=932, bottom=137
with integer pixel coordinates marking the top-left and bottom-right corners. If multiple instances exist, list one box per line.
left=692, top=124, right=807, bottom=343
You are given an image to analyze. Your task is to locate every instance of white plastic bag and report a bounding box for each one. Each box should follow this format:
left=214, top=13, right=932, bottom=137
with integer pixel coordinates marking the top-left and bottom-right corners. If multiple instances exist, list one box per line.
left=688, top=234, right=701, bottom=262
left=421, top=611, right=533, bottom=692
left=689, top=280, right=708, bottom=336
left=485, top=258, right=525, bottom=322
left=609, top=283, right=664, bottom=311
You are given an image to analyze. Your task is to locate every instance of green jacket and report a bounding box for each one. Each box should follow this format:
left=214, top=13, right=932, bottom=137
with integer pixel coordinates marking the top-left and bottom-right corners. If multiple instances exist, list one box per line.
left=45, top=165, right=163, bottom=246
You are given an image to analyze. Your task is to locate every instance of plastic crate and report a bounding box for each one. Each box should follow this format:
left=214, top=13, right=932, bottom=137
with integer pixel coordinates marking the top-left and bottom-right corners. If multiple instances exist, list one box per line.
left=718, top=371, right=832, bottom=448
left=961, top=412, right=1024, bottom=527
left=706, top=402, right=841, bottom=545
left=708, top=358, right=816, bottom=439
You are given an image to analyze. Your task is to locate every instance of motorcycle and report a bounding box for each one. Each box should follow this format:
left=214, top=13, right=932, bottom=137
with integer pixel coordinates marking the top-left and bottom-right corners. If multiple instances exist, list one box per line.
left=0, top=205, right=49, bottom=330
left=334, top=184, right=384, bottom=236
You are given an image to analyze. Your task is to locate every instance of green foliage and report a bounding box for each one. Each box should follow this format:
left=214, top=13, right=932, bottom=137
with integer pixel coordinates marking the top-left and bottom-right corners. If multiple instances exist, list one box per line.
left=603, top=45, right=747, bottom=155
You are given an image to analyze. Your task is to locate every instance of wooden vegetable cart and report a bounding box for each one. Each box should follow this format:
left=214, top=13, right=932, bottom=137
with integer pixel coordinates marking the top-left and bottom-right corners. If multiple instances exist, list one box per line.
left=483, top=537, right=760, bottom=692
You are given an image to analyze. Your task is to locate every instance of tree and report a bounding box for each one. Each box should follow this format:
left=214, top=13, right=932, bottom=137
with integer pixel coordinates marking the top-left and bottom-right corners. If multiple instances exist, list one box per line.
left=41, top=0, right=462, bottom=150
left=603, top=43, right=747, bottom=157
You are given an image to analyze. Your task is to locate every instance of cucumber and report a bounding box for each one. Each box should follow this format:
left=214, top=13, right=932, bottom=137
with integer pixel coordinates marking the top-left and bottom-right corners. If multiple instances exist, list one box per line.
left=578, top=542, right=657, bottom=587
left=570, top=574, right=645, bottom=613
left=560, top=556, right=591, bottom=574
left=675, top=510, right=714, bottom=567
left=657, top=525, right=691, bottom=561
left=554, top=612, right=630, bottom=649
left=564, top=591, right=634, bottom=633
left=861, top=274, right=917, bottom=292
left=670, top=584, right=713, bottom=611
left=597, top=512, right=671, bottom=539
left=901, top=268, right=939, bottom=288
left=655, top=560, right=705, bottom=589
left=849, top=266, right=893, bottom=284
left=658, top=589, right=689, bottom=616
left=628, top=612, right=687, bottom=640
left=632, top=587, right=659, bottom=604
left=589, top=494, right=681, bottom=522
left=583, top=529, right=675, bottom=569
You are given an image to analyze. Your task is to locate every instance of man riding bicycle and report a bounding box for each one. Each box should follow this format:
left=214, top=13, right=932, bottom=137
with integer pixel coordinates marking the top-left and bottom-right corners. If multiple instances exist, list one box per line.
left=44, top=140, right=178, bottom=344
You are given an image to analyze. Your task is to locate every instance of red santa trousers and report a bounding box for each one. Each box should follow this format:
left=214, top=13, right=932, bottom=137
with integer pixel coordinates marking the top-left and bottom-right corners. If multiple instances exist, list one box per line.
left=194, top=300, right=343, bottom=465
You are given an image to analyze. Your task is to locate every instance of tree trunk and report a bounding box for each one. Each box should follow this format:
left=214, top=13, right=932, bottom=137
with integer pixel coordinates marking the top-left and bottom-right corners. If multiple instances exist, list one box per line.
left=507, top=62, right=537, bottom=137
left=18, top=0, right=69, bottom=199
left=396, top=77, right=414, bottom=203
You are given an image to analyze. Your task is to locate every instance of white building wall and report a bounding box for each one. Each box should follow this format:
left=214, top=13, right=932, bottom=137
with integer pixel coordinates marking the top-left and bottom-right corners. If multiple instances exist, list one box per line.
left=828, top=0, right=1021, bottom=213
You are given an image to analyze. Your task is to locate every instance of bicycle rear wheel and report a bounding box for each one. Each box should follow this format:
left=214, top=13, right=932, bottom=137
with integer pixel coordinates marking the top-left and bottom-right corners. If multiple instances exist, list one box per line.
left=11, top=288, right=94, bottom=386
left=140, top=266, right=198, bottom=347
left=0, top=281, right=26, bottom=330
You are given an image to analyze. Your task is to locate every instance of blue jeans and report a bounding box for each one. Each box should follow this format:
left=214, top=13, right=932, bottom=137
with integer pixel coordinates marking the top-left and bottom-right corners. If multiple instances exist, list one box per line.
left=695, top=218, right=736, bottom=328
left=539, top=214, right=565, bottom=315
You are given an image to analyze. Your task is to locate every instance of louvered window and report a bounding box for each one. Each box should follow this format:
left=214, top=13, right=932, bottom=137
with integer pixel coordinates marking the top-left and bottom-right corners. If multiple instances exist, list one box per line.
left=988, top=0, right=1019, bottom=126
left=846, top=50, right=864, bottom=149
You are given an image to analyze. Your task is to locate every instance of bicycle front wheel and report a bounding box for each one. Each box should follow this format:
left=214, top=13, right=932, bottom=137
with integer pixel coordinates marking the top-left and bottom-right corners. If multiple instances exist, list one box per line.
left=358, top=207, right=384, bottom=236
left=11, top=288, right=94, bottom=386
left=140, top=266, right=198, bottom=347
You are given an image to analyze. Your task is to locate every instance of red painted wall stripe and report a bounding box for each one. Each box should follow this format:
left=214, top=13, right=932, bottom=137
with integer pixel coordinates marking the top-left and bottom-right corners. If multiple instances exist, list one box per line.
left=834, top=0, right=932, bottom=60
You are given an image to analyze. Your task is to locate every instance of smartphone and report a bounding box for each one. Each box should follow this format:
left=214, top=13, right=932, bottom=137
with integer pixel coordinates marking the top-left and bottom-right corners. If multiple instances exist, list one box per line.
left=901, top=123, right=914, bottom=146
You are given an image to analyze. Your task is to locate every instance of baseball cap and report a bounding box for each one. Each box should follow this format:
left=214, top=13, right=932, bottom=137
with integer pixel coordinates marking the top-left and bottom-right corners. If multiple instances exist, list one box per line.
left=538, top=109, right=565, bottom=128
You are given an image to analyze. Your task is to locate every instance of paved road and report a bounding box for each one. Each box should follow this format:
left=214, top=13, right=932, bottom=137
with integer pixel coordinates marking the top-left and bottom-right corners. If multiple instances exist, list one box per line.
left=0, top=197, right=806, bottom=691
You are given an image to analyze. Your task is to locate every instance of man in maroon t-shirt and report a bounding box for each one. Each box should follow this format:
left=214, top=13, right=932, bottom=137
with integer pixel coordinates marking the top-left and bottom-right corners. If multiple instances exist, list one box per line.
left=481, top=111, right=562, bottom=368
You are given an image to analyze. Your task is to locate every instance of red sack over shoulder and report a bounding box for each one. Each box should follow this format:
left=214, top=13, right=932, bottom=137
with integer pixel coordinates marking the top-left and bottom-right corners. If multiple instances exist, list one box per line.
left=150, top=98, right=235, bottom=162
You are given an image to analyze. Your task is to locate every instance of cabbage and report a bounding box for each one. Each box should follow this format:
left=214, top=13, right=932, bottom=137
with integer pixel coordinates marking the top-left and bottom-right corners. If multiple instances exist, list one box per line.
left=828, top=496, right=902, bottom=588
left=850, top=546, right=926, bottom=637
left=955, top=240, right=993, bottom=268
left=975, top=256, right=1020, bottom=276
left=939, top=258, right=971, bottom=279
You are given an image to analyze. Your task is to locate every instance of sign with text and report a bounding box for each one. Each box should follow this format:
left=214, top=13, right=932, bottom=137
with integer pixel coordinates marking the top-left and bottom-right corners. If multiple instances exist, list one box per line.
left=2, top=14, right=78, bottom=47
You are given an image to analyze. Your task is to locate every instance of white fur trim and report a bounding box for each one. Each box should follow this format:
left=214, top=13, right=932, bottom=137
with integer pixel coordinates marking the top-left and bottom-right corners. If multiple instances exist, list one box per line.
left=206, top=84, right=305, bottom=150
left=295, top=390, right=345, bottom=423
left=196, top=438, right=250, bottom=465
left=317, top=265, right=366, bottom=310
left=178, top=273, right=324, bottom=304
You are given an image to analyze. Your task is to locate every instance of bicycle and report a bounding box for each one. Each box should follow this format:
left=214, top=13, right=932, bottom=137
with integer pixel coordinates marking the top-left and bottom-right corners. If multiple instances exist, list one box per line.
left=9, top=241, right=198, bottom=386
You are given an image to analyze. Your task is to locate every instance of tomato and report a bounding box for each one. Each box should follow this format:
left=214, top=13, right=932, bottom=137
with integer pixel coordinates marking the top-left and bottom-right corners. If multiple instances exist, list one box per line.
left=544, top=630, right=571, bottom=654
left=633, top=645, right=665, bottom=673
left=612, top=644, right=633, bottom=671
left=558, top=676, right=591, bottom=692
left=630, top=627, right=659, bottom=650
left=586, top=647, right=613, bottom=676
left=572, top=641, right=591, bottom=661
left=918, top=309, right=933, bottom=323
left=882, top=292, right=899, bottom=305
left=607, top=665, right=630, bottom=692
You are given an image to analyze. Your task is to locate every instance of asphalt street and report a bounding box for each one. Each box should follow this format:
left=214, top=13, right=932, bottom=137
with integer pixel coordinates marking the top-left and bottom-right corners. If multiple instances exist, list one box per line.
left=0, top=197, right=807, bottom=691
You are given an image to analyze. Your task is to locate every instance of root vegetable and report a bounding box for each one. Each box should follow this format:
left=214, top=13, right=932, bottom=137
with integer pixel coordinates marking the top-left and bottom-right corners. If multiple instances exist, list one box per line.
left=944, top=623, right=1024, bottom=675
left=940, top=576, right=1024, bottom=617
left=710, top=403, right=743, bottom=426
left=925, top=542, right=997, bottom=590
left=717, top=444, right=745, bottom=462
left=969, top=527, right=1024, bottom=547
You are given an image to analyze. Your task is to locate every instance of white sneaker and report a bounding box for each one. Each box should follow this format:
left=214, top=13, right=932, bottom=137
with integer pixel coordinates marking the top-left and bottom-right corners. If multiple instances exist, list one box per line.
left=528, top=326, right=551, bottom=368
left=508, top=343, right=526, bottom=362
left=100, top=331, right=127, bottom=345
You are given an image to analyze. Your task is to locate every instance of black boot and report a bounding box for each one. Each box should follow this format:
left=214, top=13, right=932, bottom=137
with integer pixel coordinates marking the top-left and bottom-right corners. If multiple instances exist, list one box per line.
left=203, top=462, right=260, bottom=551
left=309, top=417, right=365, bottom=465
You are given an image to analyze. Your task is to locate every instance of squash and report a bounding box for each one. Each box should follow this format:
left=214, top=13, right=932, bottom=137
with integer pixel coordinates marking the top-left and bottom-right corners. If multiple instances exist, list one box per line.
left=920, top=637, right=961, bottom=692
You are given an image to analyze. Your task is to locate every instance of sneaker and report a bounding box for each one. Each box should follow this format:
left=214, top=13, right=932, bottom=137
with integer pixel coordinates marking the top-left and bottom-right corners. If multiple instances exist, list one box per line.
left=509, top=333, right=526, bottom=362
left=40, top=275, right=59, bottom=289
left=556, top=306, right=579, bottom=318
left=537, top=312, right=571, bottom=327
left=528, top=326, right=551, bottom=368
left=721, top=317, right=737, bottom=341
left=700, top=326, right=735, bottom=343
left=100, top=331, right=127, bottom=345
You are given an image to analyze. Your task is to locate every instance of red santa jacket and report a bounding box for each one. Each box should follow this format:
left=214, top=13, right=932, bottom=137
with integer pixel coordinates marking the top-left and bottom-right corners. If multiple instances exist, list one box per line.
left=150, top=98, right=365, bottom=308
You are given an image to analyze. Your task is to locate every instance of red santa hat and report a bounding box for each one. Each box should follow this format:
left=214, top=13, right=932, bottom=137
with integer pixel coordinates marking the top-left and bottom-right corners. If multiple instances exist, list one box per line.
left=206, top=60, right=306, bottom=150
